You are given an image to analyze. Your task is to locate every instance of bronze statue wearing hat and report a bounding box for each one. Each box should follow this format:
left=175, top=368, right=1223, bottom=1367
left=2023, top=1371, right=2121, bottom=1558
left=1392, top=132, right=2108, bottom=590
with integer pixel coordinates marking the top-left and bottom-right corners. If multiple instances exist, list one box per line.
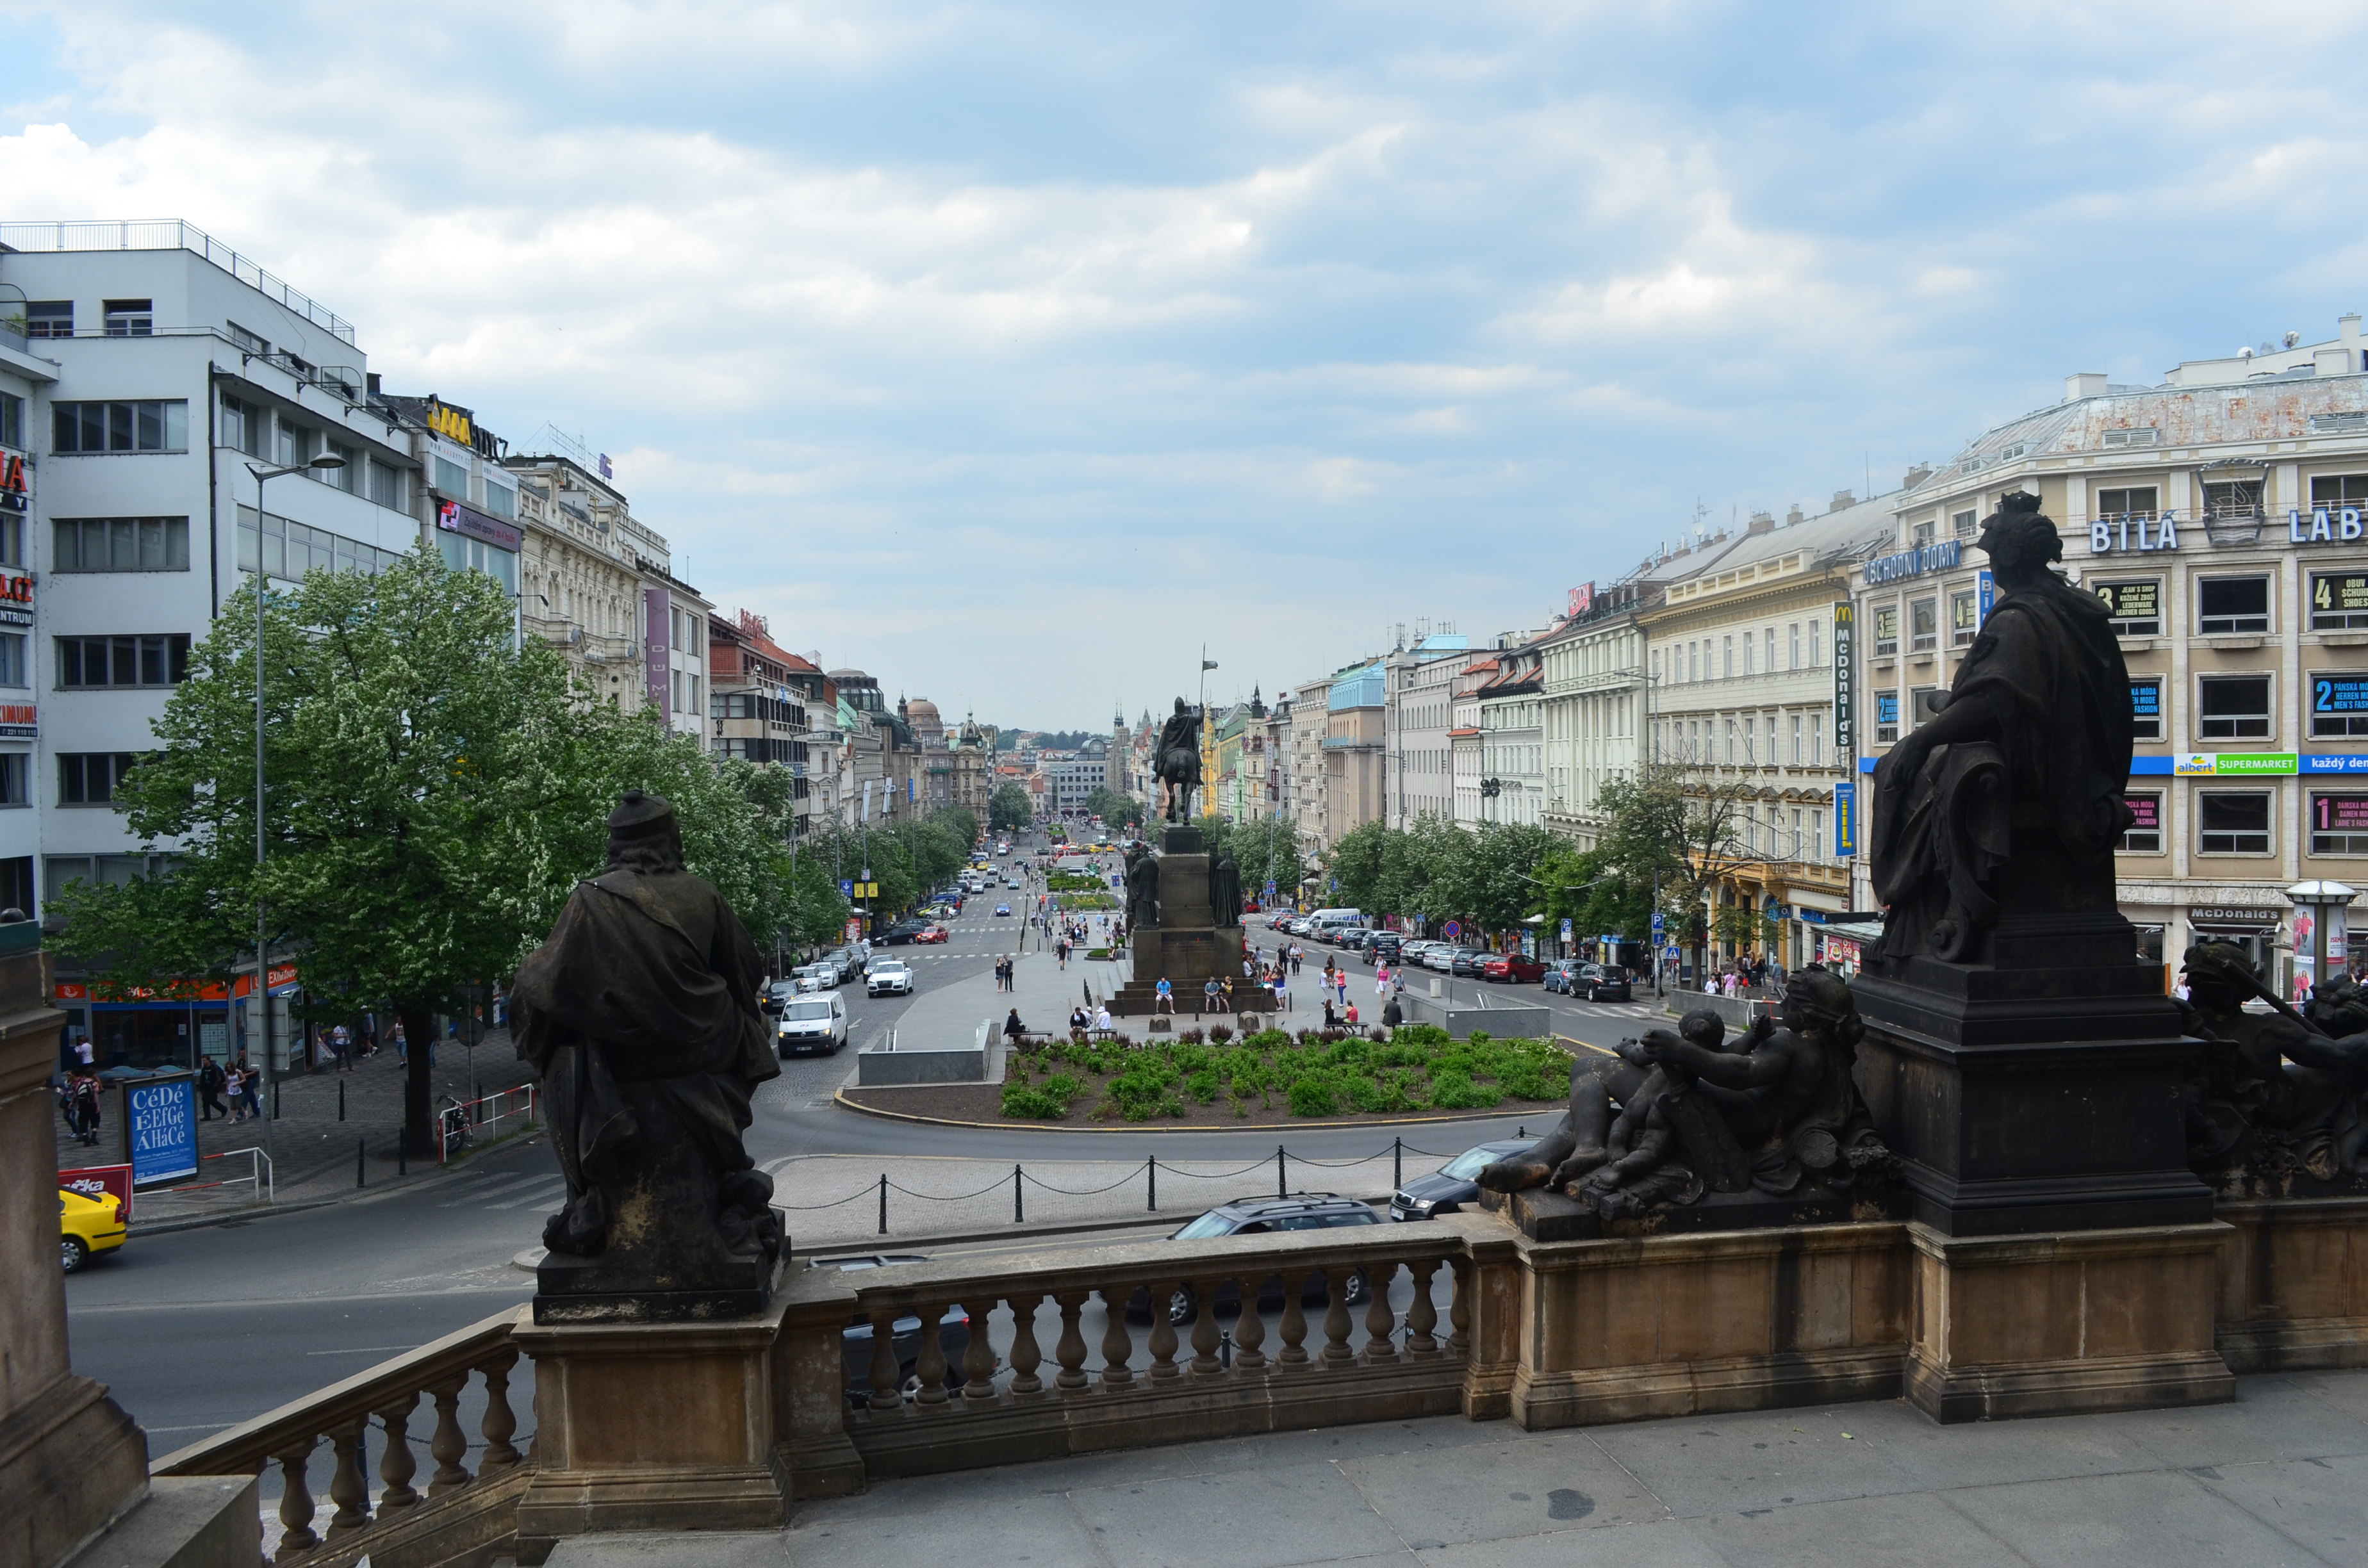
left=512, top=790, right=786, bottom=1320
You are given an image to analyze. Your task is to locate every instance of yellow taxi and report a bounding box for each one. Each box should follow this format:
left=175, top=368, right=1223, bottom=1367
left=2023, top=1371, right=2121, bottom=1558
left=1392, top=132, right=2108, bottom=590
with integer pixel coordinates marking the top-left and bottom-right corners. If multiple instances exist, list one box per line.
left=60, top=1187, right=127, bottom=1272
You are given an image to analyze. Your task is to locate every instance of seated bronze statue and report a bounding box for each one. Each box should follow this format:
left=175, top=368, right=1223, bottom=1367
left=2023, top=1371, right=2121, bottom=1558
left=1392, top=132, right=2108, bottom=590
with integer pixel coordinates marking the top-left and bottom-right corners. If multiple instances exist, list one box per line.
left=1479, top=968, right=1895, bottom=1225
left=2179, top=942, right=2368, bottom=1189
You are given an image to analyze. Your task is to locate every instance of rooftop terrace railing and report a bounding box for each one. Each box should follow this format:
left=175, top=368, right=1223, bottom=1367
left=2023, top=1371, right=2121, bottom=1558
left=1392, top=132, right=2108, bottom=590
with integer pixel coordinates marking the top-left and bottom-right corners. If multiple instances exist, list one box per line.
left=0, top=220, right=358, bottom=344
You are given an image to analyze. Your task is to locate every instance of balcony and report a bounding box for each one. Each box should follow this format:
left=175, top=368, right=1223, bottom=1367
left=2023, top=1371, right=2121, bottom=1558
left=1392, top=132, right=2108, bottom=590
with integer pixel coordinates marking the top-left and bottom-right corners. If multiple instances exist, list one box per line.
left=0, top=218, right=357, bottom=343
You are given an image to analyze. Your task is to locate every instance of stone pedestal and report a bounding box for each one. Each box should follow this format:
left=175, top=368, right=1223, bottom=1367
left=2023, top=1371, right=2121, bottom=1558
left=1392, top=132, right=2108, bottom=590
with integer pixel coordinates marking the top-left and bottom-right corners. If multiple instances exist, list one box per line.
left=0, top=943, right=152, bottom=1568
left=1903, top=1221, right=2234, bottom=1422
left=514, top=1300, right=794, bottom=1548
left=1111, top=826, right=1246, bottom=1017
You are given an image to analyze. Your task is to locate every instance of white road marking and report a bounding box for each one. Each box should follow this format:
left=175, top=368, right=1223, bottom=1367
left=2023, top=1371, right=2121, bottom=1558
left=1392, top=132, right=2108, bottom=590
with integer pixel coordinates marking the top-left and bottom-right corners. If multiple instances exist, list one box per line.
left=482, top=1178, right=567, bottom=1211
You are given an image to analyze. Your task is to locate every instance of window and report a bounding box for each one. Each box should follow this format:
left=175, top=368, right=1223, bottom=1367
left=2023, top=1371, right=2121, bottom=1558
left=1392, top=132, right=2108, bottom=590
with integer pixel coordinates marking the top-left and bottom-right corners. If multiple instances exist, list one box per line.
left=1809, top=618, right=1821, bottom=667
left=25, top=302, right=71, bottom=339
left=2198, top=576, right=2271, bottom=635
left=2198, top=674, right=2271, bottom=740
left=1722, top=636, right=1733, bottom=678
left=1873, top=605, right=1898, bottom=656
left=0, top=389, right=21, bottom=449
left=58, top=753, right=139, bottom=804
left=2309, top=474, right=2368, bottom=507
left=1790, top=713, right=1802, bottom=764
left=2204, top=480, right=2262, bottom=519
left=1913, top=518, right=1936, bottom=544
left=227, top=322, right=270, bottom=355
left=1811, top=809, right=1823, bottom=857
left=2101, top=428, right=2159, bottom=448
left=2310, top=673, right=2368, bottom=739
left=1763, top=627, right=1775, bottom=673
left=1742, top=633, right=1754, bottom=676
left=2096, top=486, right=2158, bottom=518
left=220, top=394, right=266, bottom=459
left=2198, top=792, right=2271, bottom=854
left=0, top=754, right=22, bottom=806
left=57, top=635, right=190, bottom=688
left=1911, top=598, right=1938, bottom=653
left=483, top=480, right=516, bottom=520
left=275, top=417, right=309, bottom=468
left=2310, top=793, right=2368, bottom=855
left=2129, top=677, right=2163, bottom=740
left=1743, top=714, right=1756, bottom=762
left=52, top=400, right=189, bottom=453
left=325, top=441, right=357, bottom=493
left=433, top=455, right=470, bottom=498
left=0, top=634, right=22, bottom=688
left=2095, top=580, right=2161, bottom=637
left=1952, top=509, right=1977, bottom=538
left=436, top=531, right=516, bottom=594
left=102, top=298, right=153, bottom=337
left=53, top=518, right=190, bottom=572
left=2311, top=572, right=2368, bottom=631
left=1788, top=624, right=1800, bottom=669
left=368, top=459, right=403, bottom=510
left=239, top=508, right=403, bottom=580
left=1875, top=691, right=1900, bottom=744
left=0, top=514, right=18, bottom=568
left=1950, top=591, right=1978, bottom=646
left=2122, top=792, right=2164, bottom=853
left=1911, top=687, right=1945, bottom=726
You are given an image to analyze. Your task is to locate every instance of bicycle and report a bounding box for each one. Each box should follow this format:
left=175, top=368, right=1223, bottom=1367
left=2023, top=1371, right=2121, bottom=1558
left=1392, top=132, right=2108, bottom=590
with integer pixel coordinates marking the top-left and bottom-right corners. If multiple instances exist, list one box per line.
left=436, top=1095, right=473, bottom=1158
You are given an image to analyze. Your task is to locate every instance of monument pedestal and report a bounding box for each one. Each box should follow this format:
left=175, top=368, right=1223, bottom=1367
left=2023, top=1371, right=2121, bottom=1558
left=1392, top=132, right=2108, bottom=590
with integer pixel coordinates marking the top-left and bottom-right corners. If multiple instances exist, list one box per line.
left=1111, top=825, right=1247, bottom=1017
left=1903, top=1221, right=2234, bottom=1422
left=513, top=1298, right=793, bottom=1549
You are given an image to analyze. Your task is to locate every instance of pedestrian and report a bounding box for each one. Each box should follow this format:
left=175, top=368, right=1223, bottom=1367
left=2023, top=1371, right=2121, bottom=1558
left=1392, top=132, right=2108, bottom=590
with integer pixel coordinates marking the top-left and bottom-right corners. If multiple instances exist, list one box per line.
left=1381, top=994, right=1403, bottom=1030
left=1274, top=974, right=1289, bottom=1012
left=1290, top=945, right=1303, bottom=975
left=1155, top=977, right=1175, bottom=1015
left=1334, top=972, right=1348, bottom=1008
left=197, top=1055, right=228, bottom=1121
left=330, top=1022, right=352, bottom=1070
left=1375, top=965, right=1390, bottom=995
left=73, top=1034, right=94, bottom=1070
left=231, top=1052, right=254, bottom=1122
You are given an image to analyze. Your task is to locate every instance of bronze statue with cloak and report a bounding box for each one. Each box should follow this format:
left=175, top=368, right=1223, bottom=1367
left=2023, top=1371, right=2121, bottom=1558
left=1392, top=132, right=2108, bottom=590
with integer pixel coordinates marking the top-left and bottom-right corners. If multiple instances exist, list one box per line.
left=513, top=790, right=786, bottom=1321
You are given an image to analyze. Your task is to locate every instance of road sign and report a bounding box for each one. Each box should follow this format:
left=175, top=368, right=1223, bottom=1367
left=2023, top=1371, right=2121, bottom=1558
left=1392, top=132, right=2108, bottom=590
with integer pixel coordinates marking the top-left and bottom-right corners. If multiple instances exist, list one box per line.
left=1265, top=881, right=1277, bottom=897
left=838, top=879, right=854, bottom=897
left=1443, top=920, right=1463, bottom=940
left=1663, top=943, right=1681, bottom=960
left=1651, top=911, right=1665, bottom=940
left=1559, top=918, right=1573, bottom=941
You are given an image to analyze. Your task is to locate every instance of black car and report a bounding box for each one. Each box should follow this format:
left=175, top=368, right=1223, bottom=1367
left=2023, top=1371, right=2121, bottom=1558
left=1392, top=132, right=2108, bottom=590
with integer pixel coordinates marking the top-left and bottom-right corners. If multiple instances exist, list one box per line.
left=1127, top=1194, right=1380, bottom=1323
left=1577, top=964, right=1632, bottom=1002
left=880, top=919, right=929, bottom=945
left=1363, top=933, right=1402, bottom=966
left=829, top=1255, right=987, bottom=1408
left=1390, top=1139, right=1534, bottom=1220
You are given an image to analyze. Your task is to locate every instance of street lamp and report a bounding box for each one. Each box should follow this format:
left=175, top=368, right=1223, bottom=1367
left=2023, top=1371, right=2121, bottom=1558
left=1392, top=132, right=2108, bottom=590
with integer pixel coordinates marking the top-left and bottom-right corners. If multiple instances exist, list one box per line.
left=245, top=453, right=344, bottom=1167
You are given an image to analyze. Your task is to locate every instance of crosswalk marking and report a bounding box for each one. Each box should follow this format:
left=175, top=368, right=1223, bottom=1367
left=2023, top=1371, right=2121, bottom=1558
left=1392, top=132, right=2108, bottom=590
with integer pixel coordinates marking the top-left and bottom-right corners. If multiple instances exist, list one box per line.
left=436, top=1172, right=541, bottom=1207
left=482, top=1177, right=567, bottom=1211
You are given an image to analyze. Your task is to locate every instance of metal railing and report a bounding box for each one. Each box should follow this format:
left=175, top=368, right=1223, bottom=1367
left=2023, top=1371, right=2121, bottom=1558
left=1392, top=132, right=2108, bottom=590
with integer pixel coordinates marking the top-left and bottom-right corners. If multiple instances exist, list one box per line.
left=0, top=220, right=358, bottom=343
left=438, top=1083, right=539, bottom=1164
left=157, top=1146, right=275, bottom=1207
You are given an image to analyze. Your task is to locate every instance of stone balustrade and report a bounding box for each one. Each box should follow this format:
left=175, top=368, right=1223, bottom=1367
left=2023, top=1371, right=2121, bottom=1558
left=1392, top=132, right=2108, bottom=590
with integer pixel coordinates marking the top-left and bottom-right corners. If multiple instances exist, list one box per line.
left=151, top=1305, right=531, bottom=1567
left=777, top=1220, right=1477, bottom=1483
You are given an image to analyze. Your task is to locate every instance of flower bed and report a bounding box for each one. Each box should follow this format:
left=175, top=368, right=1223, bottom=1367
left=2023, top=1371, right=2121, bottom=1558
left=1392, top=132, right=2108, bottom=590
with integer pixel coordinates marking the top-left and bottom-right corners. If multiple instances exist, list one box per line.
left=1056, top=892, right=1118, bottom=910
left=998, top=1024, right=1572, bottom=1122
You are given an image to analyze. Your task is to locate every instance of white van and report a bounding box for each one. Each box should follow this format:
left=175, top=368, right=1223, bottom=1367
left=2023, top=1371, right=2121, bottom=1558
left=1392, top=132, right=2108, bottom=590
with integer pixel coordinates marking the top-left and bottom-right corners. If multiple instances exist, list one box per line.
left=1306, top=908, right=1365, bottom=938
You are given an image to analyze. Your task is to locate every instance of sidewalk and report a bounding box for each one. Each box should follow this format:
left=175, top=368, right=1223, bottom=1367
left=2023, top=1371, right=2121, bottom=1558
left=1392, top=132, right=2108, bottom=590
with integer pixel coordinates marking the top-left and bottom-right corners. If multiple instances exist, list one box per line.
left=53, top=1031, right=536, bottom=1228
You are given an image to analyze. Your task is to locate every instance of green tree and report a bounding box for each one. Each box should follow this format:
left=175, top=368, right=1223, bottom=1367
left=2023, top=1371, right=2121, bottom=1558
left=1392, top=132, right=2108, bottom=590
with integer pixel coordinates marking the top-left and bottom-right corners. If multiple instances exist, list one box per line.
left=989, top=782, right=1034, bottom=833
left=52, top=547, right=791, bottom=1156
left=1081, top=787, right=1144, bottom=829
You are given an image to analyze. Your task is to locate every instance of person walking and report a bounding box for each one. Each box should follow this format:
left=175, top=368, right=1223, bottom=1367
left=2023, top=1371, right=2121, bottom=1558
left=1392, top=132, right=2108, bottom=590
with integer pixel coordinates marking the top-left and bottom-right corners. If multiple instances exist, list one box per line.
left=1374, top=963, right=1390, bottom=996
left=197, top=1055, right=228, bottom=1121
left=1334, top=970, right=1349, bottom=1008
left=1290, top=945, right=1303, bottom=975
left=230, top=1052, right=254, bottom=1122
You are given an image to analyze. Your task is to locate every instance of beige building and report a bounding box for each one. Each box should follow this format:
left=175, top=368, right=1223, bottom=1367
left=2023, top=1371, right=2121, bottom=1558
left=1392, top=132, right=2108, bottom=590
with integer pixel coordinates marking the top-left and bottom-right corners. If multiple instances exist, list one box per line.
left=1643, top=492, right=1896, bottom=969
left=1476, top=638, right=1547, bottom=828
left=1858, top=316, right=2368, bottom=990
left=1287, top=674, right=1335, bottom=855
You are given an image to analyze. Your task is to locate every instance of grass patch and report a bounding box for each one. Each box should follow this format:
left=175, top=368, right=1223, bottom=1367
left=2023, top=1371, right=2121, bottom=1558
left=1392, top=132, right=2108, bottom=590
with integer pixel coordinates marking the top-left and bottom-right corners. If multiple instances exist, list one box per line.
left=1002, top=1024, right=1570, bottom=1122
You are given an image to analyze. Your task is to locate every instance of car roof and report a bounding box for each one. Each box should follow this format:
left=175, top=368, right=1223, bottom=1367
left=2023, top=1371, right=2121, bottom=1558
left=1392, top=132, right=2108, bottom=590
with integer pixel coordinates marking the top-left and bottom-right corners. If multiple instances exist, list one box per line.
left=1205, top=1192, right=1360, bottom=1216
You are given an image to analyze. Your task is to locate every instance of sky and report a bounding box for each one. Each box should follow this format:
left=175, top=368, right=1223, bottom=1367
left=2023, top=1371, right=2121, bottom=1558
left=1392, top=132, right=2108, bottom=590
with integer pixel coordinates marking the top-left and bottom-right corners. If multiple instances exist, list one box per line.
left=3, top=1, right=2364, bottom=732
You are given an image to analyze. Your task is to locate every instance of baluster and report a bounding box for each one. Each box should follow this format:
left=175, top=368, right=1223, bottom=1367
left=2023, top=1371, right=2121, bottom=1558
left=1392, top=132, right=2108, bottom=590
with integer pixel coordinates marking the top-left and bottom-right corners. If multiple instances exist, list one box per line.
left=1054, top=1292, right=1090, bottom=1393
left=866, top=1310, right=903, bottom=1412
left=1447, top=1257, right=1472, bottom=1358
left=1234, top=1278, right=1268, bottom=1372
left=272, top=1436, right=321, bottom=1559
left=425, top=1376, right=472, bottom=1494
left=1008, top=1292, right=1046, bottom=1397
left=375, top=1391, right=421, bottom=1514
left=477, top=1351, right=522, bottom=1469
left=1361, top=1262, right=1399, bottom=1364
left=1276, top=1273, right=1310, bottom=1368
left=324, top=1416, right=372, bottom=1538
left=1405, top=1259, right=1442, bottom=1356
left=1321, top=1270, right=1356, bottom=1368
left=1187, top=1277, right=1224, bottom=1376
left=962, top=1302, right=998, bottom=1402
left=1098, top=1288, right=1135, bottom=1389
left=1146, top=1284, right=1181, bottom=1381
left=915, top=1302, right=951, bottom=1407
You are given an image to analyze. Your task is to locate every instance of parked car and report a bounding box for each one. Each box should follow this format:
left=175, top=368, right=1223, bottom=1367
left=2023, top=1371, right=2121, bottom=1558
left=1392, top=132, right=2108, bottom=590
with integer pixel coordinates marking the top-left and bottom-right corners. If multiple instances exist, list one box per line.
left=1482, top=954, right=1546, bottom=983
left=777, top=993, right=850, bottom=1056
left=1448, top=949, right=1494, bottom=977
left=828, top=1255, right=980, bottom=1409
left=1390, top=1139, right=1535, bottom=1221
left=867, top=961, right=915, bottom=997
left=1128, top=1194, right=1380, bottom=1322
left=1399, top=940, right=1440, bottom=967
left=915, top=925, right=950, bottom=944
left=881, top=920, right=929, bottom=945
left=994, top=903, right=1012, bottom=917
left=1540, top=959, right=1585, bottom=994
left=1364, top=933, right=1403, bottom=965
left=59, top=1186, right=126, bottom=1273
left=828, top=946, right=868, bottom=979
left=1575, top=964, right=1633, bottom=1002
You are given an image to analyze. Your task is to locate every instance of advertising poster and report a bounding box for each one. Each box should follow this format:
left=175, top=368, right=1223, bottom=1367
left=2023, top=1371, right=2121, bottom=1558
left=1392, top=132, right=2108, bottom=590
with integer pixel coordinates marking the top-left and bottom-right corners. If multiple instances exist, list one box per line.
left=126, top=1076, right=198, bottom=1185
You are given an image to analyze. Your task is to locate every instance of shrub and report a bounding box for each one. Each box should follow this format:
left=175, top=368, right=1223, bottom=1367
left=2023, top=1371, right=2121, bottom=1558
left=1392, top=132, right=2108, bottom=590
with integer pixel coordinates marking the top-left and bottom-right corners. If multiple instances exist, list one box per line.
left=1185, top=1068, right=1222, bottom=1103
left=1288, top=1076, right=1340, bottom=1117
left=1429, top=1071, right=1502, bottom=1111
left=1208, top=1025, right=1233, bottom=1044
left=1001, top=1072, right=1083, bottom=1119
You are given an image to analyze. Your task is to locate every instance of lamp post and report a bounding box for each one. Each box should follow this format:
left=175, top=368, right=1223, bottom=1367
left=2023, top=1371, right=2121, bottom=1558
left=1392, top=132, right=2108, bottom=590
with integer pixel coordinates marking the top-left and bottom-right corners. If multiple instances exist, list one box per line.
left=245, top=453, right=345, bottom=1168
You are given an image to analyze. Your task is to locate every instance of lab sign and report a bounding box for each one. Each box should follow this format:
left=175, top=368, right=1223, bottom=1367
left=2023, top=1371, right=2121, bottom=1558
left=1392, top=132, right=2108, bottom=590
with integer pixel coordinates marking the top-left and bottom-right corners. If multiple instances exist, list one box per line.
left=2292, top=507, right=2368, bottom=545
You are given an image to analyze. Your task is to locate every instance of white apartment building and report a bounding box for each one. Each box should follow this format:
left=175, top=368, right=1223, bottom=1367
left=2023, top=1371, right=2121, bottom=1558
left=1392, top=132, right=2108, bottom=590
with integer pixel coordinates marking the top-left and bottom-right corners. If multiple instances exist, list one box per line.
left=1643, top=491, right=1897, bottom=970
left=1855, top=316, right=2368, bottom=990
left=1476, top=639, right=1547, bottom=828
left=1382, top=633, right=1469, bottom=828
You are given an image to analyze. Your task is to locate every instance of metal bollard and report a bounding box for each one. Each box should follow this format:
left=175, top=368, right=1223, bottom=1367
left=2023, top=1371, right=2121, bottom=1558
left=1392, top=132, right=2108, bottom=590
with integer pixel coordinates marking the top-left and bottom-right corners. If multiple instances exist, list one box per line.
left=1394, top=1136, right=1402, bottom=1189
left=274, top=1081, right=281, bottom=1119
left=1014, top=1163, right=1024, bottom=1225
left=1276, top=1144, right=1287, bottom=1198
left=338, top=1079, right=346, bottom=1122
left=397, top=1134, right=406, bottom=1177
left=1147, top=1157, right=1156, bottom=1213
left=878, top=1173, right=888, bottom=1236
left=356, top=1137, right=365, bottom=1189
